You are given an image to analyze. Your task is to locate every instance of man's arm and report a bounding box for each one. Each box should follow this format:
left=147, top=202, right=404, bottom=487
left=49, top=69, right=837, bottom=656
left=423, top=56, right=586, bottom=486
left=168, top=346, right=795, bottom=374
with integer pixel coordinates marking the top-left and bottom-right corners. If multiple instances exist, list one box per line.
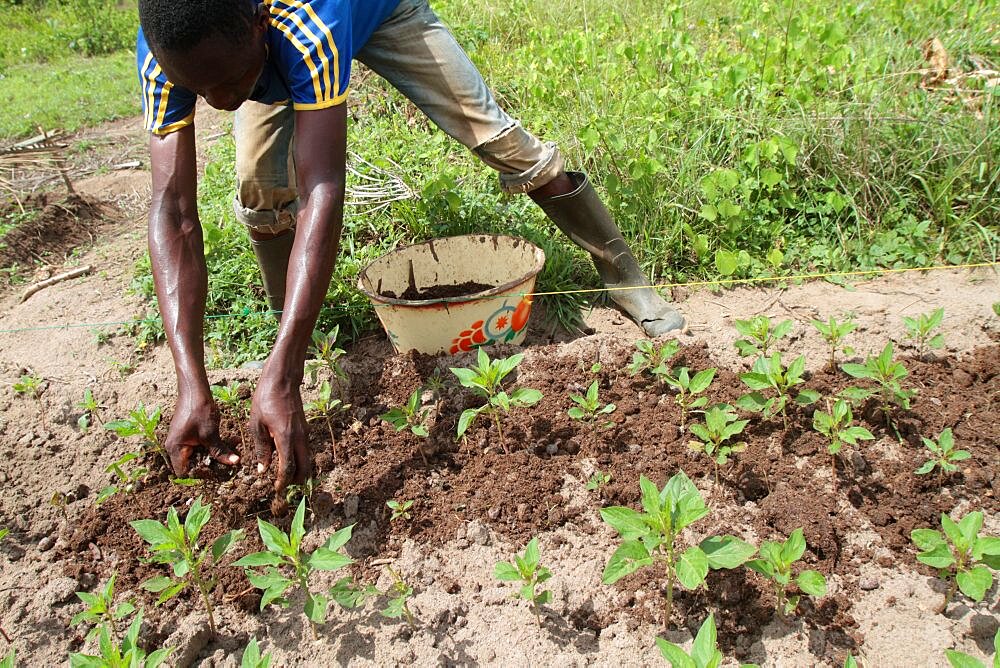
left=149, top=125, right=239, bottom=472
left=251, top=103, right=347, bottom=493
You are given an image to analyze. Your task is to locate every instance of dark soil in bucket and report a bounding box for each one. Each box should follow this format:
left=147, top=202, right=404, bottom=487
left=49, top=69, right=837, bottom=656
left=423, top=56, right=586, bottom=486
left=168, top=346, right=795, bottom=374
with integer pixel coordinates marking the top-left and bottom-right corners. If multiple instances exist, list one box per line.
left=381, top=281, right=495, bottom=300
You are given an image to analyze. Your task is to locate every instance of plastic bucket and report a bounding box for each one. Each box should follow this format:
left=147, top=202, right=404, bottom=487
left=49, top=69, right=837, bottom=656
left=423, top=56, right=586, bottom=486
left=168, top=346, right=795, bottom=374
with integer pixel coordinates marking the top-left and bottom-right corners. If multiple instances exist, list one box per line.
left=357, top=234, right=545, bottom=355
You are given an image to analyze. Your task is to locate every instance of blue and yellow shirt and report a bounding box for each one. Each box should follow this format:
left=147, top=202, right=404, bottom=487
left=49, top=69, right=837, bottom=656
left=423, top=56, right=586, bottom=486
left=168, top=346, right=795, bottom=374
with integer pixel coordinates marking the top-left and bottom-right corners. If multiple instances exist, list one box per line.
left=137, top=0, right=400, bottom=135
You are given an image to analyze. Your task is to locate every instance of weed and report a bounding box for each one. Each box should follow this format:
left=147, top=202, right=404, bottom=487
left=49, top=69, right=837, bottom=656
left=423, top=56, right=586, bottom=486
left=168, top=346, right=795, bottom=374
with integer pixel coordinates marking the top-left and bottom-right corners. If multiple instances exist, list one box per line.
left=13, top=373, right=45, bottom=429
left=235, top=499, right=356, bottom=639
left=76, top=389, right=106, bottom=434
left=450, top=348, right=542, bottom=454
left=993, top=304, right=1000, bottom=318
left=387, top=500, right=414, bottom=522
left=306, top=326, right=349, bottom=396
left=380, top=388, right=432, bottom=464
left=916, top=428, right=971, bottom=478
left=737, top=353, right=820, bottom=428
left=688, top=404, right=749, bottom=486
left=911, top=510, right=999, bottom=614
left=734, top=316, right=792, bottom=359
left=240, top=638, right=272, bottom=668
left=381, top=567, right=417, bottom=630
left=655, top=614, right=760, bottom=668
left=0, top=649, right=11, bottom=668
left=97, top=453, right=148, bottom=505
left=567, top=380, right=617, bottom=450
left=812, top=399, right=875, bottom=480
left=211, top=382, right=250, bottom=451
left=663, top=367, right=716, bottom=430
left=903, top=308, right=945, bottom=357
left=841, top=343, right=914, bottom=438
left=50, top=492, right=69, bottom=522
left=106, top=357, right=136, bottom=379
left=586, top=470, right=612, bottom=492
left=131, top=497, right=243, bottom=636
left=811, top=316, right=857, bottom=370
left=495, top=537, right=552, bottom=626
left=104, top=404, right=169, bottom=471
left=424, top=369, right=447, bottom=396
left=627, top=339, right=680, bottom=381
left=944, top=629, right=998, bottom=668
left=601, top=472, right=755, bottom=625
left=304, top=381, right=349, bottom=462
left=284, top=478, right=319, bottom=515
left=69, top=610, right=172, bottom=668
left=70, top=574, right=136, bottom=643
left=747, top=528, right=828, bottom=618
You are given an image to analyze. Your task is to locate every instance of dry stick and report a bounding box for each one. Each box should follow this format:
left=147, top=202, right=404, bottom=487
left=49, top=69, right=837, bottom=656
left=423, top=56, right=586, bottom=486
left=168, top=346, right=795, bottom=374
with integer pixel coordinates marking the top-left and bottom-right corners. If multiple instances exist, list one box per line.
left=36, top=126, right=74, bottom=195
left=20, top=265, right=93, bottom=303
left=325, top=415, right=338, bottom=462
left=0, top=624, right=11, bottom=643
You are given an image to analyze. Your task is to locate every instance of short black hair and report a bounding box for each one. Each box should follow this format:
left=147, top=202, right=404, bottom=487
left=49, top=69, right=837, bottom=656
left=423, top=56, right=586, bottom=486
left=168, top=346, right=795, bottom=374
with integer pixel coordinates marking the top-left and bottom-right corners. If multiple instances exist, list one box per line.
left=139, top=0, right=259, bottom=53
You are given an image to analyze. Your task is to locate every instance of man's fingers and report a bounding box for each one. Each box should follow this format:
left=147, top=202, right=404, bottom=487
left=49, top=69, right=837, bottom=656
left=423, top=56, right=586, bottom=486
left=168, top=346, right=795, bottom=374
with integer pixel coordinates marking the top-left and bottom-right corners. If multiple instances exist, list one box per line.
left=294, top=440, right=312, bottom=487
left=167, top=443, right=192, bottom=476
left=208, top=444, right=241, bottom=467
left=273, top=429, right=297, bottom=497
left=252, top=419, right=275, bottom=475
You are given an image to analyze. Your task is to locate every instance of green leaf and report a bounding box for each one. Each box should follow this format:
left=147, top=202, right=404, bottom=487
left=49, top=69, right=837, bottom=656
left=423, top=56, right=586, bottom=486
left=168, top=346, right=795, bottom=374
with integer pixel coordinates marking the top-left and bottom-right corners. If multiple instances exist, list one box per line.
left=691, top=614, right=721, bottom=668
left=945, top=650, right=987, bottom=668
left=701, top=535, right=757, bottom=569
left=795, top=389, right=821, bottom=405
left=655, top=637, right=697, bottom=668
left=915, top=460, right=937, bottom=475
left=602, top=540, right=653, bottom=584
left=157, top=581, right=188, bottom=604
left=639, top=476, right=662, bottom=516
left=523, top=537, right=540, bottom=570
left=916, top=543, right=956, bottom=569
left=715, top=250, right=739, bottom=276
left=957, top=512, right=984, bottom=546
left=308, top=547, right=354, bottom=572
left=676, top=546, right=709, bottom=590
left=911, top=529, right=945, bottom=551
left=746, top=559, right=774, bottom=579
left=782, top=529, right=807, bottom=564
left=141, top=576, right=175, bottom=593
left=212, top=530, right=244, bottom=562
left=956, top=566, right=992, bottom=602
left=324, top=524, right=355, bottom=552
left=689, top=369, right=716, bottom=394
left=260, top=582, right=292, bottom=610
left=257, top=519, right=291, bottom=556
left=457, top=407, right=482, bottom=437
left=234, top=551, right=284, bottom=568
left=797, top=570, right=827, bottom=597
left=510, top=387, right=543, bottom=406
left=184, top=497, right=211, bottom=542
left=494, top=562, right=521, bottom=582
left=600, top=506, right=650, bottom=541
left=130, top=520, right=174, bottom=548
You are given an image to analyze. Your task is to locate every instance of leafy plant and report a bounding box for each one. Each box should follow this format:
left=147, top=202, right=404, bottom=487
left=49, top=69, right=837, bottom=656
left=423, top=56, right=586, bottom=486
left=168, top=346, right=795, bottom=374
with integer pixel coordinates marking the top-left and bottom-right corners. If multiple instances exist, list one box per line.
left=734, top=316, right=792, bottom=359
left=70, top=573, right=136, bottom=643
left=747, top=528, right=827, bottom=618
left=240, top=638, right=272, bottom=668
left=627, top=339, right=681, bottom=381
left=381, top=566, right=417, bottom=630
left=910, top=510, right=1000, bottom=614
left=304, top=380, right=349, bottom=462
left=841, top=343, right=914, bottom=438
left=687, top=404, right=748, bottom=486
left=812, top=399, right=875, bottom=480
left=305, top=326, right=348, bottom=395
left=915, top=428, right=970, bottom=478
left=104, top=404, right=168, bottom=470
left=586, top=470, right=612, bottom=492
left=130, top=497, right=243, bottom=636
left=387, top=499, right=413, bottom=522
left=601, top=472, right=756, bottom=624
left=811, top=315, right=856, bottom=369
left=211, top=382, right=249, bottom=450
left=663, top=367, right=716, bottom=430
left=50, top=490, right=70, bottom=521
left=77, top=388, right=106, bottom=433
left=13, top=373, right=45, bottom=429
left=737, top=353, right=820, bottom=427
left=234, top=498, right=356, bottom=638
left=450, top=348, right=542, bottom=454
left=96, top=453, right=148, bottom=505
left=68, top=611, right=172, bottom=668
left=380, top=388, right=432, bottom=464
left=655, top=614, right=760, bottom=668
left=567, top=380, right=617, bottom=450
left=0, top=649, right=12, bottom=668
left=903, top=307, right=945, bottom=357
left=944, top=628, right=998, bottom=668
left=494, top=537, right=552, bottom=626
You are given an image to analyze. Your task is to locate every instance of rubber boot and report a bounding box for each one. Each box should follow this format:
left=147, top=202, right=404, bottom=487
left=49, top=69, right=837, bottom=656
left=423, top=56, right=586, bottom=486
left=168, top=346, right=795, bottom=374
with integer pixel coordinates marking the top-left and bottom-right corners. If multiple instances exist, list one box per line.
left=536, top=172, right=685, bottom=336
left=250, top=229, right=295, bottom=314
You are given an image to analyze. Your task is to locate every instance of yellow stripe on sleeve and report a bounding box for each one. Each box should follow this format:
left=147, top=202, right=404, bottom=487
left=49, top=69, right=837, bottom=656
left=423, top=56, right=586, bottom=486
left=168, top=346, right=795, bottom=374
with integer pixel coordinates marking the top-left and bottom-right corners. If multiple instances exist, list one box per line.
left=275, top=0, right=343, bottom=100
left=139, top=52, right=155, bottom=129
left=146, top=65, right=162, bottom=132
left=155, top=81, right=174, bottom=131
left=269, top=17, right=325, bottom=103
left=152, top=112, right=195, bottom=136
left=291, top=88, right=349, bottom=110
left=269, top=5, right=332, bottom=101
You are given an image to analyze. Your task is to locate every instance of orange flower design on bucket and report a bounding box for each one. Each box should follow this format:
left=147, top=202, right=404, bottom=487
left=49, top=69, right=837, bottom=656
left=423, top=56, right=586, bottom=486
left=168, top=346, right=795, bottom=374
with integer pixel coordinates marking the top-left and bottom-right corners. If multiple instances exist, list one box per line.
left=449, top=296, right=533, bottom=354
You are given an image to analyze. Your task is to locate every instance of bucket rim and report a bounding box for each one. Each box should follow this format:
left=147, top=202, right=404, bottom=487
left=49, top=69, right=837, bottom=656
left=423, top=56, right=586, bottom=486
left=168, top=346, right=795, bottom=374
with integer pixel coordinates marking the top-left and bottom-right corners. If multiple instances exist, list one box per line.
left=356, top=234, right=546, bottom=307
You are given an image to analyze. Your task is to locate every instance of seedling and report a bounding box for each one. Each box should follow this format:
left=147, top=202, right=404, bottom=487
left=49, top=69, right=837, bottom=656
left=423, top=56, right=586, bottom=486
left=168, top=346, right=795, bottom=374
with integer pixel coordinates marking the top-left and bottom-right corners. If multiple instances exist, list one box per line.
left=382, top=566, right=417, bottom=630
left=69, top=611, right=172, bottom=668
left=104, top=403, right=169, bottom=470
left=944, top=628, right=998, bottom=668
left=586, top=470, right=612, bottom=492
left=235, top=498, right=356, bottom=638
left=70, top=573, right=136, bottom=643
left=0, top=649, right=12, bottom=668
left=747, top=528, right=828, bottom=618
left=387, top=499, right=413, bottom=521
left=655, top=614, right=760, bottom=668
left=811, top=315, right=857, bottom=369
left=601, top=472, right=756, bottom=624
left=812, top=399, right=875, bottom=480
left=76, top=388, right=106, bottom=433
left=494, top=537, right=552, bottom=626
left=13, top=373, right=45, bottom=429
left=97, top=452, right=148, bottom=505
left=50, top=491, right=69, bottom=522
left=131, top=497, right=243, bottom=636
left=305, top=325, right=348, bottom=396
left=240, top=638, right=273, bottom=668
left=734, top=315, right=792, bottom=359
left=688, top=404, right=748, bottom=486
left=627, top=339, right=681, bottom=381
left=841, top=343, right=914, bottom=438
left=910, top=510, right=1000, bottom=614
left=450, top=348, right=542, bottom=454
left=305, top=380, right=349, bottom=462
left=737, top=353, right=820, bottom=428
left=285, top=477, right=319, bottom=512
left=380, top=388, right=432, bottom=464
left=903, top=307, right=945, bottom=357
left=915, top=428, right=971, bottom=478
left=663, top=367, right=716, bottom=430
left=567, top=380, right=617, bottom=450
left=211, top=382, right=249, bottom=450
left=424, top=368, right=447, bottom=396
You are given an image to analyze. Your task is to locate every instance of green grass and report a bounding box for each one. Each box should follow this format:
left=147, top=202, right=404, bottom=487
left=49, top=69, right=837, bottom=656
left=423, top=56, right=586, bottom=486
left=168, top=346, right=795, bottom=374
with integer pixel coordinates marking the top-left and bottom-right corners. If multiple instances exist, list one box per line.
left=0, top=52, right=140, bottom=139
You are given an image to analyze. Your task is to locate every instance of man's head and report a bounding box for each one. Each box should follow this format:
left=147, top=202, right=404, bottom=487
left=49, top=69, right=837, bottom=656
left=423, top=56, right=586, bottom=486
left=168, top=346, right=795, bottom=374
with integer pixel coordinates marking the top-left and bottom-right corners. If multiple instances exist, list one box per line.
left=139, top=0, right=269, bottom=111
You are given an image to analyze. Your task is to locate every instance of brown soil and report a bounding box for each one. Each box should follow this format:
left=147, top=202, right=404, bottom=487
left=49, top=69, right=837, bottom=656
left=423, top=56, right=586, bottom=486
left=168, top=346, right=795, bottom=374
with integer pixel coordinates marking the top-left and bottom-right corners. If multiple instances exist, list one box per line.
left=381, top=280, right=495, bottom=300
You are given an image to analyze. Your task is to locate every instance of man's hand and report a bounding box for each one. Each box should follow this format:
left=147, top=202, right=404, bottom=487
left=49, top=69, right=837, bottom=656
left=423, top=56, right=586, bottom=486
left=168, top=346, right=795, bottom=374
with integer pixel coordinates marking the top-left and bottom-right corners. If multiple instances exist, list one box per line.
left=250, top=371, right=311, bottom=496
left=165, top=392, right=240, bottom=475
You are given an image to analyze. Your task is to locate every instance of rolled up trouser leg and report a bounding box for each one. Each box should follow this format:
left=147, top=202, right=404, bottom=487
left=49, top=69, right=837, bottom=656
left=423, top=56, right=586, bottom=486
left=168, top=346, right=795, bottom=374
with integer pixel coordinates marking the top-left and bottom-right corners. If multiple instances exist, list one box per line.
left=250, top=229, right=295, bottom=314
